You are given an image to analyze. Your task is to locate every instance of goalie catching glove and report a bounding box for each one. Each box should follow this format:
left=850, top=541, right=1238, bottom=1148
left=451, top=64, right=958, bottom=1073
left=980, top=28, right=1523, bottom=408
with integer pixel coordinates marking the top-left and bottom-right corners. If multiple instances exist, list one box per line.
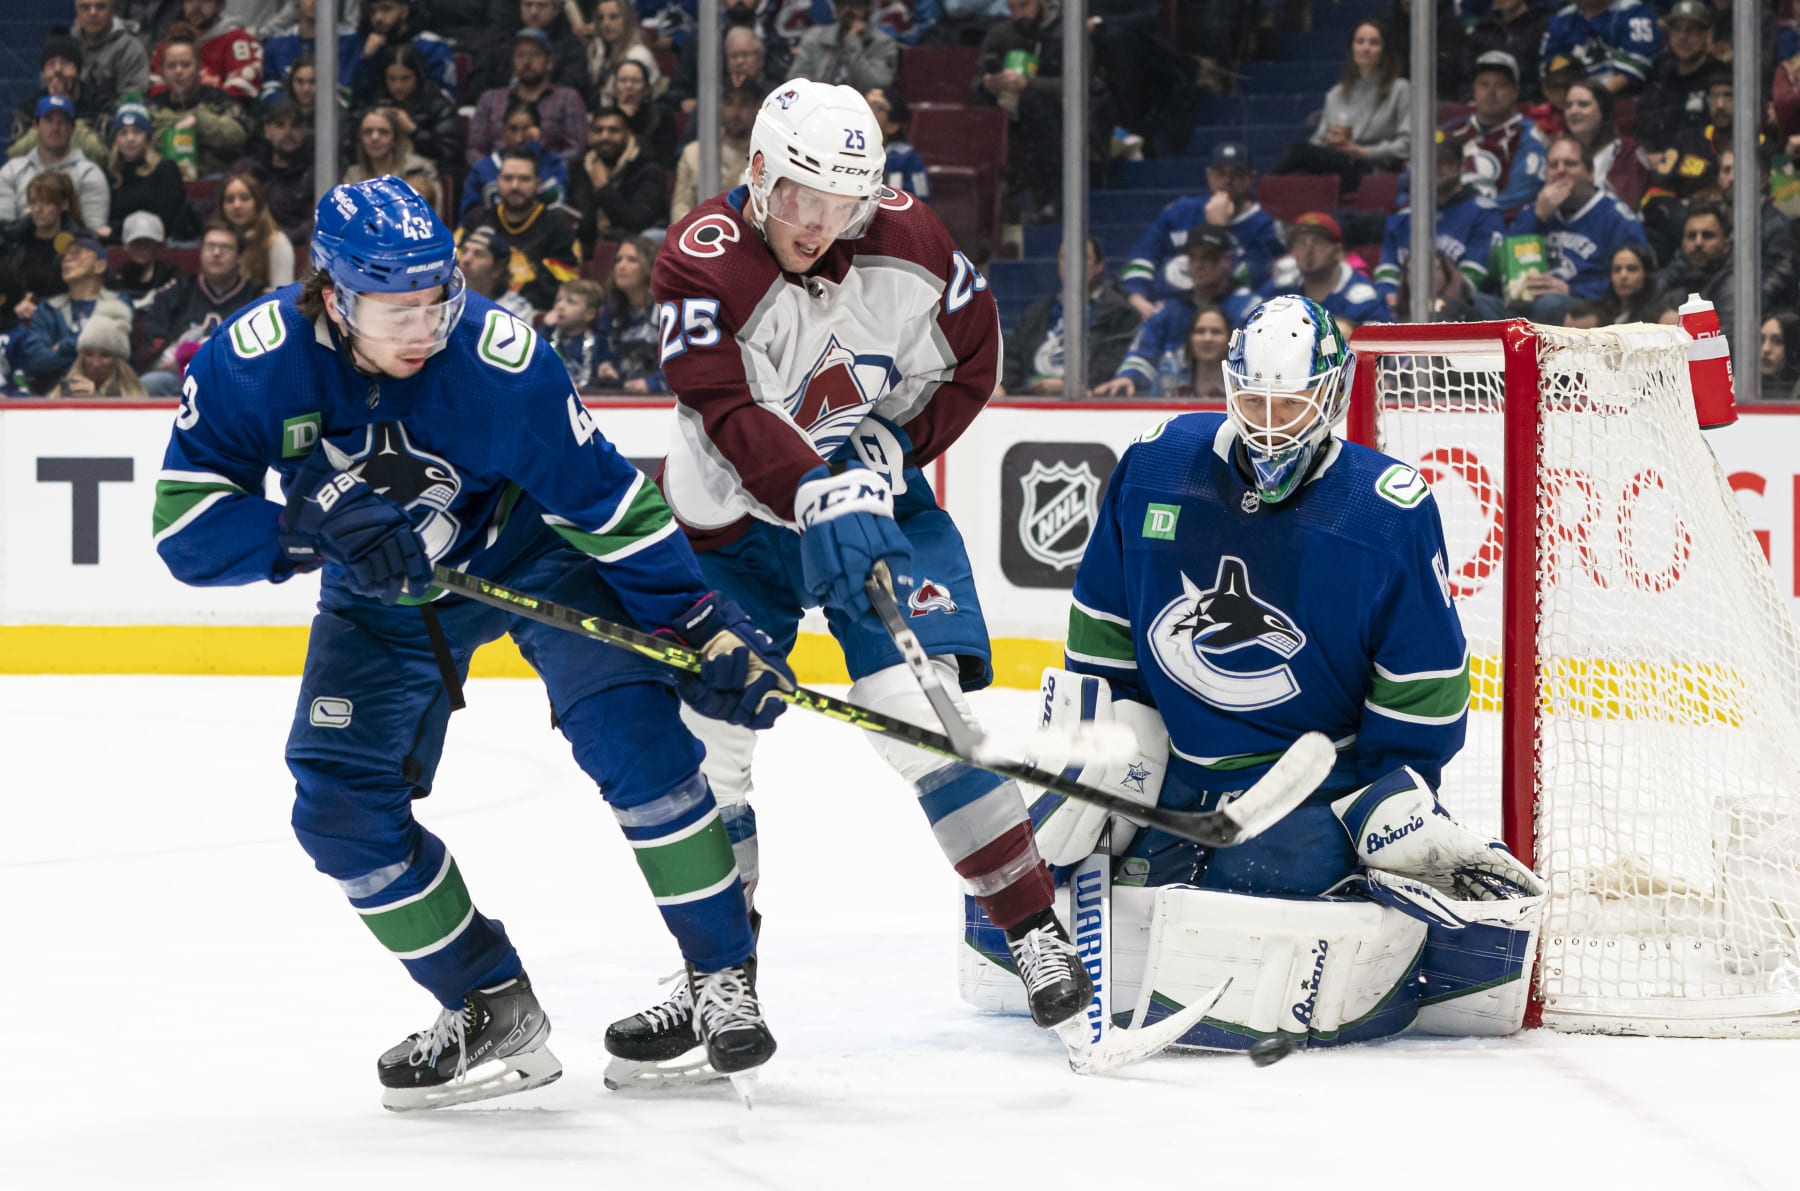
left=1332, top=766, right=1545, bottom=902
left=1030, top=669, right=1169, bottom=866
left=667, top=594, right=796, bottom=731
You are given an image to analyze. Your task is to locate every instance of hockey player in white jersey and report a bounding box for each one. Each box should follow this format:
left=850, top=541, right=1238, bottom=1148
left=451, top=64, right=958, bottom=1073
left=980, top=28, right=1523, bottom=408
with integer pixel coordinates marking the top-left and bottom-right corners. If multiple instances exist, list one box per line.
left=976, top=295, right=1548, bottom=1055
left=603, top=79, right=1095, bottom=1085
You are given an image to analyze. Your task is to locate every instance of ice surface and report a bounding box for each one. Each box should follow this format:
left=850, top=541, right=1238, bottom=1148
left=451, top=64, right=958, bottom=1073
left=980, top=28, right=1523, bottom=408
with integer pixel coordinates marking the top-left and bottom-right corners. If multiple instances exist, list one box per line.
left=2, top=677, right=1792, bottom=1190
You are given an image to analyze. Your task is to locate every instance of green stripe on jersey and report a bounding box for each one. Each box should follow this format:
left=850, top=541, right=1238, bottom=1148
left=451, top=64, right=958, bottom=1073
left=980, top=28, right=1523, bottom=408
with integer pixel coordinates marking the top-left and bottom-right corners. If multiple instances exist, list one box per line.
left=1366, top=658, right=1471, bottom=723
left=631, top=812, right=738, bottom=905
left=549, top=475, right=677, bottom=562
left=357, top=855, right=475, bottom=957
left=1067, top=604, right=1135, bottom=666
left=152, top=476, right=245, bottom=538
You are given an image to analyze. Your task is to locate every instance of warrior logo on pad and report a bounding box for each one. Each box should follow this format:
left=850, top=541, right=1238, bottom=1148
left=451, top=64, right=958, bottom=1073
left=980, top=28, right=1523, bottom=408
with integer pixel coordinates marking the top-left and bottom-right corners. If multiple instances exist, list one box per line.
left=784, top=336, right=896, bottom=453
left=1148, top=556, right=1307, bottom=711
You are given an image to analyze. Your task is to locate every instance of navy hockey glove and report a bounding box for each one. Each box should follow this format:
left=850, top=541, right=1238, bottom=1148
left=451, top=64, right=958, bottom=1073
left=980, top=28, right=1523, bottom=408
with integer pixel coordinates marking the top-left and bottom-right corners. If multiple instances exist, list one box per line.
left=795, top=463, right=912, bottom=613
left=279, top=449, right=434, bottom=604
left=671, top=594, right=795, bottom=730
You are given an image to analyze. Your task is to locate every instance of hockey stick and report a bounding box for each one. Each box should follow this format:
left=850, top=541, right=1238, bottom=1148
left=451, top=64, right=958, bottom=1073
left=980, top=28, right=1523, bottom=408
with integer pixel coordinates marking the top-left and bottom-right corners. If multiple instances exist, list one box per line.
left=431, top=566, right=1333, bottom=847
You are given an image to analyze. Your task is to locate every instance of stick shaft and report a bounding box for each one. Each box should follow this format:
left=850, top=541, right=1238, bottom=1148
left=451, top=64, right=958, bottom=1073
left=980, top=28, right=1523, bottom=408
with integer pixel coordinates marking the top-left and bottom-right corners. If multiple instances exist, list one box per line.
left=429, top=566, right=1253, bottom=845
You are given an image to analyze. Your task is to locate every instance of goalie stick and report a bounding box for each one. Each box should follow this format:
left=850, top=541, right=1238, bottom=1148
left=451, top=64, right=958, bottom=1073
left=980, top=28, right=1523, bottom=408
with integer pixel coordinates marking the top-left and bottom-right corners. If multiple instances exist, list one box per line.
left=430, top=566, right=1333, bottom=848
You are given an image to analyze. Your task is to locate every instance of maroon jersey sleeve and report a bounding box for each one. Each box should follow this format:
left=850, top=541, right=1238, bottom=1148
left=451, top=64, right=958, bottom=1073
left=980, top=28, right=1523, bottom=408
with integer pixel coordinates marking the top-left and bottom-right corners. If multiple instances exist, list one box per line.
left=855, top=190, right=1001, bottom=466
left=655, top=198, right=823, bottom=523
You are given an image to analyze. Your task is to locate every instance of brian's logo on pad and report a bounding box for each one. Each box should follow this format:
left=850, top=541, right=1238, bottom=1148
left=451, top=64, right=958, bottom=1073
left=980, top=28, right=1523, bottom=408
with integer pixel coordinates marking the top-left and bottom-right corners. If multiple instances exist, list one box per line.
left=908, top=578, right=956, bottom=617
left=1148, top=556, right=1307, bottom=711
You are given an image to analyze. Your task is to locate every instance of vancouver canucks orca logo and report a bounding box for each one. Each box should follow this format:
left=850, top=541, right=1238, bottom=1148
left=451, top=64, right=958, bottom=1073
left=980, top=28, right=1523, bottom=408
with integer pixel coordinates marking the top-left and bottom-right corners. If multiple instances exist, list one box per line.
left=1148, top=556, right=1307, bottom=711
left=321, top=422, right=462, bottom=562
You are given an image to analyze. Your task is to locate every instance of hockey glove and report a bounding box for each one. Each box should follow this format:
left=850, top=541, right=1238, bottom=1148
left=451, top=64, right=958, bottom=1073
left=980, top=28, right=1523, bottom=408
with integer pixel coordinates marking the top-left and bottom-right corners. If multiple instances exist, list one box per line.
left=1030, top=669, right=1168, bottom=866
left=795, top=463, right=912, bottom=613
left=670, top=594, right=795, bottom=730
left=1332, top=767, right=1546, bottom=902
left=278, top=448, right=434, bottom=604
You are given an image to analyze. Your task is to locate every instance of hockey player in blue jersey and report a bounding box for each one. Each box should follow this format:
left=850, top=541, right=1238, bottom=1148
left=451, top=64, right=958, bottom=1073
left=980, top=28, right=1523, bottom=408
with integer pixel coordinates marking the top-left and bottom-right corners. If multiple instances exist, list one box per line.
left=151, top=177, right=794, bottom=1108
left=1014, top=296, right=1546, bottom=1052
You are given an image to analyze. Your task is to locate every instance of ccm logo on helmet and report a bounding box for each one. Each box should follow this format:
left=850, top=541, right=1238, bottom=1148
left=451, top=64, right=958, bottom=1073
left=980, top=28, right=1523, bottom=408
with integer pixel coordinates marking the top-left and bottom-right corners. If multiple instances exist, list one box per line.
left=679, top=213, right=742, bottom=259
left=831, top=164, right=880, bottom=177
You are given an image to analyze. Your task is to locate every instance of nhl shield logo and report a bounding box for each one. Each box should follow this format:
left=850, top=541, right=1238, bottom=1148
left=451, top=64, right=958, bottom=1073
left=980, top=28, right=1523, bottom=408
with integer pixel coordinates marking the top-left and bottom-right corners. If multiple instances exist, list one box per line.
left=1018, top=461, right=1100, bottom=571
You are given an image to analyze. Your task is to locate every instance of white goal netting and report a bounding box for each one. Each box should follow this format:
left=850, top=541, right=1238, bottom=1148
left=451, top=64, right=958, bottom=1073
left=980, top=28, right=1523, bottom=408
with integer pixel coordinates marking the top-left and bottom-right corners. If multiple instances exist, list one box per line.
left=1358, top=322, right=1800, bottom=1036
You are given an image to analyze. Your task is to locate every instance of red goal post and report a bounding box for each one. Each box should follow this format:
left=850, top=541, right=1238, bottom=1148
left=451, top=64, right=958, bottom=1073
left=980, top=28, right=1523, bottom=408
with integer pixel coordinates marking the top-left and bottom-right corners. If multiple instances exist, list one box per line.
left=1345, top=319, right=1800, bottom=1037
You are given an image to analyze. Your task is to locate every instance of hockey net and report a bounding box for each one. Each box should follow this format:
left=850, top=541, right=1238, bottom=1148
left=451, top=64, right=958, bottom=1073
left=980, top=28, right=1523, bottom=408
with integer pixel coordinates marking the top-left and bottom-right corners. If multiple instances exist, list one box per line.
left=1347, top=320, right=1800, bottom=1037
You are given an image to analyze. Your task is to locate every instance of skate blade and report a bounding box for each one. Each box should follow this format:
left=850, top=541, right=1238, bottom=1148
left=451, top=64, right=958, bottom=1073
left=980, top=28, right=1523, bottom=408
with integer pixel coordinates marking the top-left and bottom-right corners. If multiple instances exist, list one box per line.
left=382, top=1045, right=564, bottom=1111
left=1059, top=979, right=1233, bottom=1076
left=727, top=1068, right=758, bottom=1108
left=602, top=1050, right=727, bottom=1092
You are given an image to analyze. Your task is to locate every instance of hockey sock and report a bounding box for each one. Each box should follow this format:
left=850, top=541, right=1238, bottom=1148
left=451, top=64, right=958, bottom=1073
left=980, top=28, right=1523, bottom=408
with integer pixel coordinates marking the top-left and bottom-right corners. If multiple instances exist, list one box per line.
left=614, top=771, right=755, bottom=972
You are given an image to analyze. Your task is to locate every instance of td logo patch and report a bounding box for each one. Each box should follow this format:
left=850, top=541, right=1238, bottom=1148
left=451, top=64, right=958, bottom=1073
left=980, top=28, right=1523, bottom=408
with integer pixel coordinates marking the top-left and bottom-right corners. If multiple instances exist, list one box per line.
left=1142, top=503, right=1180, bottom=540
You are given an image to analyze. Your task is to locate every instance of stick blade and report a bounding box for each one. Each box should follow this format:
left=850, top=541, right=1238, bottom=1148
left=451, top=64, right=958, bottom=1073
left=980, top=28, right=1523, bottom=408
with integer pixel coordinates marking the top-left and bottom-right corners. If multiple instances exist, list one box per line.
left=1221, top=731, right=1336, bottom=843
left=1063, top=979, right=1232, bottom=1076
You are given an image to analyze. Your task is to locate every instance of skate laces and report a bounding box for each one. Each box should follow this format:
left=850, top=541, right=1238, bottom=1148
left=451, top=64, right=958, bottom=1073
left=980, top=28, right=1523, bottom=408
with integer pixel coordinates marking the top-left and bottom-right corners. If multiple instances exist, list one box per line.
left=691, top=966, right=763, bottom=1039
left=1011, top=927, right=1079, bottom=996
left=640, top=969, right=694, bottom=1034
left=408, top=1004, right=472, bottom=1080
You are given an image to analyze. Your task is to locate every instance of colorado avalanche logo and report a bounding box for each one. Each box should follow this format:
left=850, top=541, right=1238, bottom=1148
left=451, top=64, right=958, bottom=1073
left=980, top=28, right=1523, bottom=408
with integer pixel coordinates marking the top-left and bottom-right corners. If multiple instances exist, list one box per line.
left=784, top=335, right=897, bottom=453
left=908, top=578, right=957, bottom=617
left=775, top=88, right=800, bottom=109
left=678, top=213, right=740, bottom=259
left=320, top=422, right=462, bottom=563
left=1148, top=556, right=1307, bottom=711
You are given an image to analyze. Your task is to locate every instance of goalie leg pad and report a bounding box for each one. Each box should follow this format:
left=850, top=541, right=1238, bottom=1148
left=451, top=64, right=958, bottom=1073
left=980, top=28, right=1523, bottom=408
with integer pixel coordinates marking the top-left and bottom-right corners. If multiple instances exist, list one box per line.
left=1133, top=886, right=1427, bottom=1051
left=1031, top=669, right=1168, bottom=867
left=852, top=662, right=1049, bottom=929
left=1350, top=870, right=1546, bottom=1036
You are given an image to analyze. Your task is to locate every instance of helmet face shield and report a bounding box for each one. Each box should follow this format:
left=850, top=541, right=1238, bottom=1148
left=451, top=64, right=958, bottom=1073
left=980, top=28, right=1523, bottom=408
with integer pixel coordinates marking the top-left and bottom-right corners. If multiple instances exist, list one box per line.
left=762, top=176, right=881, bottom=241
left=333, top=268, right=466, bottom=357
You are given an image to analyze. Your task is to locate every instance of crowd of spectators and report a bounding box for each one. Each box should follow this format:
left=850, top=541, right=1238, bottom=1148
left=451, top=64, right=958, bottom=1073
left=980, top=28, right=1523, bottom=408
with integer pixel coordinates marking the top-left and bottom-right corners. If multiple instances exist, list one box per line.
left=3, top=1, right=1798, bottom=401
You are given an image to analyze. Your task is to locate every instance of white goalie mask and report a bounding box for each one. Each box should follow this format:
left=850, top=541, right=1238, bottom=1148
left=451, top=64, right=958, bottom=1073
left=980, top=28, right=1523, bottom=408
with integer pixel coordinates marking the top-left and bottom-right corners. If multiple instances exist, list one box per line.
left=1223, top=295, right=1355, bottom=503
left=746, top=79, right=887, bottom=243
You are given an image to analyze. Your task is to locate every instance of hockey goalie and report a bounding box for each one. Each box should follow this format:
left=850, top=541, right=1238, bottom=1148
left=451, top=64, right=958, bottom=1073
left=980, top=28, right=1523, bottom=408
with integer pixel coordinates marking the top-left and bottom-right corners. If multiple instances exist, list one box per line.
left=962, top=296, right=1547, bottom=1055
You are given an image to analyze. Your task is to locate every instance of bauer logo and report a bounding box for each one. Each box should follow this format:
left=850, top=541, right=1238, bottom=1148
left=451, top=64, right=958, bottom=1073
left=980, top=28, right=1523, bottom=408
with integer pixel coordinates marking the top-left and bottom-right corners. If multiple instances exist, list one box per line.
left=310, top=697, right=354, bottom=728
left=1000, top=442, right=1115, bottom=588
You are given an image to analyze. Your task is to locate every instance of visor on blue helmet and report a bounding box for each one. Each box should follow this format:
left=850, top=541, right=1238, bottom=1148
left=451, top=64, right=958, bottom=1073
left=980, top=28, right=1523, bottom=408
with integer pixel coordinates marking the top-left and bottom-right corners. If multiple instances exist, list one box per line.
left=312, top=176, right=465, bottom=357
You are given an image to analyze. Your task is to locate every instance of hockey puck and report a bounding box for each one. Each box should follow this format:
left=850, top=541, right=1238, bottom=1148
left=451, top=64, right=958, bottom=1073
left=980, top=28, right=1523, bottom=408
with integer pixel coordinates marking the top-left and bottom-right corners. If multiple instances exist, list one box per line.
left=1248, top=1036, right=1294, bottom=1067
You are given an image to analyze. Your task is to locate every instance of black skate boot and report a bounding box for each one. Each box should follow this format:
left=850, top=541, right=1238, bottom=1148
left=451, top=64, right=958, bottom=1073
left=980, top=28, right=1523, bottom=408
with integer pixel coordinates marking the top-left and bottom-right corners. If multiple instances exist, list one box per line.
left=688, top=959, right=776, bottom=1103
left=377, top=974, right=562, bottom=1110
left=1006, top=910, right=1095, bottom=1029
left=604, top=912, right=760, bottom=1090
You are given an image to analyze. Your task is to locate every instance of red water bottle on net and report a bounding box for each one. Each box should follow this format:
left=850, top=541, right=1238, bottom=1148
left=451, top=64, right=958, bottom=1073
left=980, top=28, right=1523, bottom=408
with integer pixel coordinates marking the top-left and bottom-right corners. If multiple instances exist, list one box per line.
left=1677, top=292, right=1738, bottom=429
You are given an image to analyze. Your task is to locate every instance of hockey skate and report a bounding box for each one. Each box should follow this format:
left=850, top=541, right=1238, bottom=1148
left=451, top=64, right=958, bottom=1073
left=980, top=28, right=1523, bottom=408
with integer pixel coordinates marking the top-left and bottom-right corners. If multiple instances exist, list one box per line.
left=604, top=913, right=763, bottom=1093
left=1006, top=912, right=1095, bottom=1030
left=378, top=974, right=563, bottom=1111
left=689, top=960, right=776, bottom=1104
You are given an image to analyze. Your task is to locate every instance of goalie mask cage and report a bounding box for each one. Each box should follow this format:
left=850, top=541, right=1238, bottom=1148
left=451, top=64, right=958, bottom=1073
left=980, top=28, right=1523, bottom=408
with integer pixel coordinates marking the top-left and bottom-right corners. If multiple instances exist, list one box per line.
left=1347, top=319, right=1800, bottom=1037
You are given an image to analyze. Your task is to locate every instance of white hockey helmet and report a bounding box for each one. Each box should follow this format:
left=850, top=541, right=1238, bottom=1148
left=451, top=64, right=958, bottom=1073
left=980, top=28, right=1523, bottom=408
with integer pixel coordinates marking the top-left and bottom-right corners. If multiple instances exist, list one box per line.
left=1223, top=295, right=1354, bottom=503
left=746, top=79, right=887, bottom=242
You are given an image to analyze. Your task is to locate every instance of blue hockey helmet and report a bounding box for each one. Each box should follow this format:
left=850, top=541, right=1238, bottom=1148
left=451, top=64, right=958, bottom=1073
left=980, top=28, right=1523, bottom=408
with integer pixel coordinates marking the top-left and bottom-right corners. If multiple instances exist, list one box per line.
left=311, top=176, right=465, bottom=357
left=1223, top=295, right=1354, bottom=503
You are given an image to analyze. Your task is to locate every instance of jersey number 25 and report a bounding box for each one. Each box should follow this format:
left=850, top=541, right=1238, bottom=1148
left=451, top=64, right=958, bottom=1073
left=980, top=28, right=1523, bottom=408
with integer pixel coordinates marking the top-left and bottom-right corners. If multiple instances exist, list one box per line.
left=658, top=299, right=722, bottom=364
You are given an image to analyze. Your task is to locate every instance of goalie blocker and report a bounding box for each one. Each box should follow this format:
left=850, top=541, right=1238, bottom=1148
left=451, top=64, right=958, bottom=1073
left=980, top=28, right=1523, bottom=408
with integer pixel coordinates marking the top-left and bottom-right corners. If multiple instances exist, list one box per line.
left=963, top=672, right=1546, bottom=1050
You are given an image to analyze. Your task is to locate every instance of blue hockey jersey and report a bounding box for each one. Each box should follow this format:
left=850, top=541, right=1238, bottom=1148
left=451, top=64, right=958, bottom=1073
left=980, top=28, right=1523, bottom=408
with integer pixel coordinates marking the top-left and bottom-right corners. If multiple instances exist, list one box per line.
left=1540, top=0, right=1662, bottom=89
left=1065, top=412, right=1469, bottom=798
left=1121, top=197, right=1286, bottom=303
left=1113, top=289, right=1258, bottom=392
left=1257, top=262, right=1391, bottom=328
left=151, top=286, right=708, bottom=633
left=1506, top=190, right=1648, bottom=299
left=1374, top=192, right=1507, bottom=301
